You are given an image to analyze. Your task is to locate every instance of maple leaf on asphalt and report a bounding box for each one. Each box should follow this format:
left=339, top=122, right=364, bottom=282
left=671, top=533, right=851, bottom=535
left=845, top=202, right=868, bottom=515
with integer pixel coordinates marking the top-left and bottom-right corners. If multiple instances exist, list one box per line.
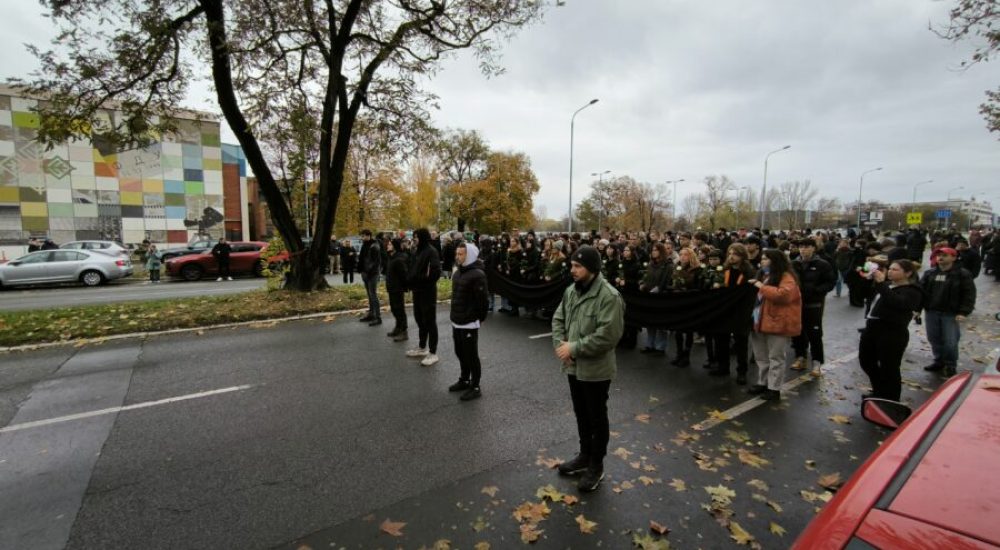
left=705, top=485, right=736, bottom=506
left=800, top=490, right=834, bottom=503
left=575, top=514, right=598, bottom=534
left=728, top=521, right=756, bottom=546
left=612, top=447, right=634, bottom=460
left=535, top=456, right=562, bottom=469
left=630, top=461, right=642, bottom=470
left=708, top=409, right=729, bottom=421
left=747, top=479, right=769, bottom=492
left=379, top=518, right=406, bottom=537
left=828, top=415, right=852, bottom=425
left=635, top=413, right=651, bottom=423
left=649, top=520, right=671, bottom=535
left=513, top=501, right=551, bottom=524
left=817, top=472, right=843, bottom=490
left=770, top=522, right=787, bottom=536
left=519, top=523, right=543, bottom=544
left=562, top=494, right=579, bottom=505
left=639, top=476, right=658, bottom=486
left=632, top=532, right=671, bottom=550
left=669, top=478, right=687, bottom=492
left=474, top=542, right=491, bottom=550
left=737, top=449, right=771, bottom=469
left=481, top=486, right=499, bottom=497
left=643, top=463, right=658, bottom=472
left=535, top=484, right=565, bottom=502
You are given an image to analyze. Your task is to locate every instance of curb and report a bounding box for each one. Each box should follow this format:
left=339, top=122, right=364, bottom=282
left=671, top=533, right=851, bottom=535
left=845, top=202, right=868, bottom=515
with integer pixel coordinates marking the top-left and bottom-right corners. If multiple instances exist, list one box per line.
left=0, top=299, right=453, bottom=354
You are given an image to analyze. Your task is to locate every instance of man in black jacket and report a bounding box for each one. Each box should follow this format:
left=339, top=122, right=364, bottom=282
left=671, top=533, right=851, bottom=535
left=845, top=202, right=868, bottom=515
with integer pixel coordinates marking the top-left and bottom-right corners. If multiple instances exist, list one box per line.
left=211, top=237, right=232, bottom=281
left=359, top=229, right=382, bottom=326
left=448, top=242, right=489, bottom=401
left=406, top=228, right=443, bottom=366
left=955, top=239, right=982, bottom=279
left=791, top=238, right=837, bottom=375
left=385, top=238, right=410, bottom=341
left=920, top=247, right=976, bottom=377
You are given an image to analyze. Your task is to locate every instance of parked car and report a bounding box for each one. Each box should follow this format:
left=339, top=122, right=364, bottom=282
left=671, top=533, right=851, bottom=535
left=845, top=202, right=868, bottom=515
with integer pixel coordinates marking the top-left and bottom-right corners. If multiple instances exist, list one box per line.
left=0, top=249, right=134, bottom=288
left=60, top=240, right=131, bottom=258
left=793, top=366, right=1000, bottom=549
left=157, top=238, right=216, bottom=261
left=164, top=241, right=268, bottom=281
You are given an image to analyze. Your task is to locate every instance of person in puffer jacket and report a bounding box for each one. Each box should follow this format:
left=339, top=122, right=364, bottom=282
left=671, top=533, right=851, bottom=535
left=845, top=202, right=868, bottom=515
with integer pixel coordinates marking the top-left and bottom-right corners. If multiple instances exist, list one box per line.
left=447, top=242, right=489, bottom=401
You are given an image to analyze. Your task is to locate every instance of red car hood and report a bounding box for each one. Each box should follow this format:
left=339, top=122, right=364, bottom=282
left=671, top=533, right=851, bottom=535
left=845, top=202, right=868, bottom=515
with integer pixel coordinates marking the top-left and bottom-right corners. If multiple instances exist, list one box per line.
left=879, top=374, right=1000, bottom=546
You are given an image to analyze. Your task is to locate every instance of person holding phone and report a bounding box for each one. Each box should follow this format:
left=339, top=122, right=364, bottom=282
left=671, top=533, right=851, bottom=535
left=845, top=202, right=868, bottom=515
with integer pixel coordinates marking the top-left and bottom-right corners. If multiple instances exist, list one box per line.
left=859, top=259, right=924, bottom=400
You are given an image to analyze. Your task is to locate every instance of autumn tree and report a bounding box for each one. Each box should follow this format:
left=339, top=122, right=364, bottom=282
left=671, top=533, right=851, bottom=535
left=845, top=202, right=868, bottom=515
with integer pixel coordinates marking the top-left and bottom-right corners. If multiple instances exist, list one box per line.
left=435, top=128, right=489, bottom=230
left=697, top=175, right=737, bottom=230
left=449, top=151, right=539, bottom=234
left=21, top=0, right=544, bottom=290
left=400, top=155, right=439, bottom=229
left=936, top=0, right=1000, bottom=136
left=774, top=180, right=819, bottom=230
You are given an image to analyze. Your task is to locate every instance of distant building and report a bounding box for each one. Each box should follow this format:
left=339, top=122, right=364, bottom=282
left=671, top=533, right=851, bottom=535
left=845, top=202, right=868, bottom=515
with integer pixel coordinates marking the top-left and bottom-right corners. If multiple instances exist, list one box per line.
left=0, top=84, right=249, bottom=259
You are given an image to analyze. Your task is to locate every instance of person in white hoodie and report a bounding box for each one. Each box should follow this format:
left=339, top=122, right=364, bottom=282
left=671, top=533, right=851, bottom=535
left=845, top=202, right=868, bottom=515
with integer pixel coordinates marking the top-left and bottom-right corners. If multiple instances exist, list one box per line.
left=448, top=242, right=490, bottom=401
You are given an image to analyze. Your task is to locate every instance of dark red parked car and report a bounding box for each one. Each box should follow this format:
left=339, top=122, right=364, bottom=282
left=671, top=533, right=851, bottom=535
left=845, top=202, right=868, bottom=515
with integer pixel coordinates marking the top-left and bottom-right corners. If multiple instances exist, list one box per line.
left=793, top=368, right=1000, bottom=549
left=164, top=241, right=268, bottom=281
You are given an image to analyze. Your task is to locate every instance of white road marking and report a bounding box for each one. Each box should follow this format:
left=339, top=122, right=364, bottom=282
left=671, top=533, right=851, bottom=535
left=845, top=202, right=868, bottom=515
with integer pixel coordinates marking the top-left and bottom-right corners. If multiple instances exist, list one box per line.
left=0, top=385, right=253, bottom=434
left=691, top=351, right=859, bottom=431
left=529, top=332, right=553, bottom=339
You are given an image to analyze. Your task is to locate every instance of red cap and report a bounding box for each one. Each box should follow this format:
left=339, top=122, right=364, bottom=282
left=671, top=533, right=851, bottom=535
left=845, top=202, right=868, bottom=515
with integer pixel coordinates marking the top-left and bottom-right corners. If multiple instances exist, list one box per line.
left=936, top=247, right=958, bottom=257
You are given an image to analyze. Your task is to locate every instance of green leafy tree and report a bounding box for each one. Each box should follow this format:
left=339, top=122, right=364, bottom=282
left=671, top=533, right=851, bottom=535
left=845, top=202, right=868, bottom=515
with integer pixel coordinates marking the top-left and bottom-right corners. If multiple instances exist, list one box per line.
left=20, top=0, right=544, bottom=290
left=936, top=0, right=1000, bottom=136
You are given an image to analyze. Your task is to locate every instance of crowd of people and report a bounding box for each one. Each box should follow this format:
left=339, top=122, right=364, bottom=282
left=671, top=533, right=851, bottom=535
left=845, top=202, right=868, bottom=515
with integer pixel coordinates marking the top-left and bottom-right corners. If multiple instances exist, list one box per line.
left=344, top=223, right=987, bottom=491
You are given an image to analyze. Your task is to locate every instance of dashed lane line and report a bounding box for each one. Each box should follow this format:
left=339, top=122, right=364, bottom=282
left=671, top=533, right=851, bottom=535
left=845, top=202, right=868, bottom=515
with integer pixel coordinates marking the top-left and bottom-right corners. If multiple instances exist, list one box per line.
left=0, top=385, right=254, bottom=434
left=691, top=351, right=860, bottom=431
left=528, top=332, right=553, bottom=339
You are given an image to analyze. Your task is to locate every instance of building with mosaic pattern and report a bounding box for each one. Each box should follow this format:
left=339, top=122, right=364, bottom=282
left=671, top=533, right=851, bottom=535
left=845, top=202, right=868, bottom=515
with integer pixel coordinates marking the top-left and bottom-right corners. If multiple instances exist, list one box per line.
left=0, top=85, right=249, bottom=259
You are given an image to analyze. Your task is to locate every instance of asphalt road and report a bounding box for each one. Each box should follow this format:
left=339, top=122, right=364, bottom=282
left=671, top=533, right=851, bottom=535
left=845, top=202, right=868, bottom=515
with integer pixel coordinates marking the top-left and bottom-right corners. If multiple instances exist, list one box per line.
left=1, top=278, right=997, bottom=549
left=0, top=274, right=355, bottom=311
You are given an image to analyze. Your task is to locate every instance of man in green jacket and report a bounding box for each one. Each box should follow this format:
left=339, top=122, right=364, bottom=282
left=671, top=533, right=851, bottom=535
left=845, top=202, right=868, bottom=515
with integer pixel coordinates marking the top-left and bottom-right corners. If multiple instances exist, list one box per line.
left=552, top=245, right=625, bottom=492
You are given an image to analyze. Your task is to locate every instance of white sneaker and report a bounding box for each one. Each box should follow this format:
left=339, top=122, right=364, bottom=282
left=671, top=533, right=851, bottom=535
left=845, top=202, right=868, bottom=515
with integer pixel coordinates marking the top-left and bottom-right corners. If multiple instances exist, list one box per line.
left=227, top=277, right=233, bottom=281
left=420, top=353, right=439, bottom=367
left=406, top=347, right=428, bottom=358
left=216, top=277, right=223, bottom=282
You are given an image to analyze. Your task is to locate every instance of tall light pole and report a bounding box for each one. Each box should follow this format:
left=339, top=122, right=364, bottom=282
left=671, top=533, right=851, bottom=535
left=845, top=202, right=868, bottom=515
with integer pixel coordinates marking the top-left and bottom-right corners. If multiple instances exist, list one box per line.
left=856, top=167, right=883, bottom=230
left=569, top=98, right=599, bottom=232
left=665, top=179, right=685, bottom=223
left=947, top=186, right=964, bottom=200
left=591, top=170, right=611, bottom=232
left=760, top=145, right=791, bottom=229
left=911, top=179, right=932, bottom=208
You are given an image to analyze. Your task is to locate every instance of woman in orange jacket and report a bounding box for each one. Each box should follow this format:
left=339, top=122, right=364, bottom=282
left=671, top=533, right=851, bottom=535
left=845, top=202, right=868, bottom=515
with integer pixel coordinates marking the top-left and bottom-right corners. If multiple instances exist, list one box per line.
left=747, top=249, right=802, bottom=401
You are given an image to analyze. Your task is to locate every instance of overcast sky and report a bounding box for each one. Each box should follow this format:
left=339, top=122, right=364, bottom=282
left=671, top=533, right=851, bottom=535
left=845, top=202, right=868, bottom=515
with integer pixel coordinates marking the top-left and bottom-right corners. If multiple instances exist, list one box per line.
left=3, top=0, right=997, bottom=220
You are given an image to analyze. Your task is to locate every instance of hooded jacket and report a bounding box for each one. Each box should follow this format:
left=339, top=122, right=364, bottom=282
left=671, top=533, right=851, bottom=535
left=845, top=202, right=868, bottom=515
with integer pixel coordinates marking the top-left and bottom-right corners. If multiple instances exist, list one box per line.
left=450, top=243, right=489, bottom=325
left=408, top=228, right=442, bottom=292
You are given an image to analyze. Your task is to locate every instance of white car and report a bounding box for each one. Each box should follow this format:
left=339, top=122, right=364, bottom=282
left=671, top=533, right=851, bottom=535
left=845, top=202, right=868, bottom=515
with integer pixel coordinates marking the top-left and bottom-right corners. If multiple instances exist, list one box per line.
left=0, top=249, right=134, bottom=288
left=60, top=240, right=131, bottom=258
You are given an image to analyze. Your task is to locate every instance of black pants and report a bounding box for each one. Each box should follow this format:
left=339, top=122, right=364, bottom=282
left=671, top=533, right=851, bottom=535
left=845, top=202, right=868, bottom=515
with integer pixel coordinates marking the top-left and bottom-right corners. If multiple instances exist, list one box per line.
left=389, top=291, right=407, bottom=331
left=412, top=289, right=438, bottom=353
left=568, top=375, right=611, bottom=461
left=453, top=327, right=481, bottom=386
left=713, top=332, right=750, bottom=374
left=217, top=259, right=230, bottom=278
left=617, top=325, right=638, bottom=349
left=792, top=303, right=825, bottom=363
left=859, top=321, right=908, bottom=400
left=675, top=331, right=693, bottom=356
left=704, top=333, right=718, bottom=362
left=149, top=268, right=160, bottom=282
left=343, top=270, right=354, bottom=284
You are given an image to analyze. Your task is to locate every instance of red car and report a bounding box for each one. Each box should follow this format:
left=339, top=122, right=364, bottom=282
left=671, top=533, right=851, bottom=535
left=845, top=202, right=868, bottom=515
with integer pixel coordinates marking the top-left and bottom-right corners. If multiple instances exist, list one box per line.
left=164, top=241, right=268, bottom=281
left=793, top=368, right=1000, bottom=549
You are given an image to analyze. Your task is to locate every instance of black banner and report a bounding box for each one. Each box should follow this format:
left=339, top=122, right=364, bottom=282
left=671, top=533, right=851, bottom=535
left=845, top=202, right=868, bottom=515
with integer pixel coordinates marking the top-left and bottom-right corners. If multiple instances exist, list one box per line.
left=486, top=269, right=755, bottom=334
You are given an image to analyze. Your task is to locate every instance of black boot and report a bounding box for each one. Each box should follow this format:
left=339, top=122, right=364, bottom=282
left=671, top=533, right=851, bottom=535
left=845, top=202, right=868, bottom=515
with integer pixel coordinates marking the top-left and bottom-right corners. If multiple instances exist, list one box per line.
left=558, top=453, right=590, bottom=476
left=578, top=459, right=605, bottom=492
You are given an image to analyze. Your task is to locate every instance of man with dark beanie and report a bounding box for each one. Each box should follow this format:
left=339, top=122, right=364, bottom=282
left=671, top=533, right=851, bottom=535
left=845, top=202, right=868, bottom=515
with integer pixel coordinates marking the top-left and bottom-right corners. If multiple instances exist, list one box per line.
left=407, top=228, right=442, bottom=365
left=553, top=245, right=625, bottom=492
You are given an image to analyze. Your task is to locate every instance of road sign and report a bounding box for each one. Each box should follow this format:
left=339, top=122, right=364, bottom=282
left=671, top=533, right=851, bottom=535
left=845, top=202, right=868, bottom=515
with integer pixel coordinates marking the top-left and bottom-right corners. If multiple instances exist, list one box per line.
left=936, top=209, right=952, bottom=219
left=906, top=212, right=923, bottom=225
left=869, top=211, right=884, bottom=222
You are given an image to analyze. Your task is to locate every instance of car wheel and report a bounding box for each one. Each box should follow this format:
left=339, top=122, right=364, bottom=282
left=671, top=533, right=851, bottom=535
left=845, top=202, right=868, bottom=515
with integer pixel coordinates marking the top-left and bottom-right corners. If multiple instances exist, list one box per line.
left=181, top=264, right=204, bottom=282
left=80, top=270, right=105, bottom=287
left=253, top=262, right=264, bottom=277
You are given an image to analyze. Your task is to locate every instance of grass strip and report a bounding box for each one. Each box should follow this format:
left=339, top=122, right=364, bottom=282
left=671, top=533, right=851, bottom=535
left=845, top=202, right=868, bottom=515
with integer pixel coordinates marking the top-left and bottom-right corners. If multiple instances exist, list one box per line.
left=0, top=279, right=452, bottom=347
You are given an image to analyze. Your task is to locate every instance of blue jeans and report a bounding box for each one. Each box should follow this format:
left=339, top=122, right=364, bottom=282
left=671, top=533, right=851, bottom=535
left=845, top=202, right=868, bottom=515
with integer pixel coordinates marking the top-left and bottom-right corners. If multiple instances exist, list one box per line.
left=836, top=270, right=849, bottom=297
left=925, top=310, right=960, bottom=367
left=363, top=274, right=380, bottom=318
left=645, top=328, right=669, bottom=351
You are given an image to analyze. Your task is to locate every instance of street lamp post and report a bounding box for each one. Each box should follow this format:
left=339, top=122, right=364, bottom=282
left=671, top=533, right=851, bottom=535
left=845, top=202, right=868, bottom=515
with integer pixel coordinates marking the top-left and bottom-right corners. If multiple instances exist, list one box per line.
left=760, top=145, right=791, bottom=229
left=591, top=170, right=611, bottom=232
left=856, top=167, right=883, bottom=230
left=911, top=179, right=932, bottom=208
left=665, top=179, right=684, bottom=224
left=569, top=98, right=599, bottom=232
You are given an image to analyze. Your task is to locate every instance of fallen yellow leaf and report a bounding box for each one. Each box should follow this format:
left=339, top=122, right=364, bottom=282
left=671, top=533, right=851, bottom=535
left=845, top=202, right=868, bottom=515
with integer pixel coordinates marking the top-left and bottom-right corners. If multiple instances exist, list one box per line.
left=575, top=514, right=598, bottom=534
left=481, top=485, right=499, bottom=497
left=649, top=520, right=670, bottom=535
left=379, top=518, right=406, bottom=537
left=728, top=521, right=756, bottom=545
left=770, top=521, right=787, bottom=536
left=828, top=414, right=852, bottom=425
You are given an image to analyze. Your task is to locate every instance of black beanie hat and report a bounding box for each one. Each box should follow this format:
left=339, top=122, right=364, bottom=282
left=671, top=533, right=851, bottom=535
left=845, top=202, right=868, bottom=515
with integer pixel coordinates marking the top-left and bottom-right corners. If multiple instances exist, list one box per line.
left=571, top=245, right=602, bottom=275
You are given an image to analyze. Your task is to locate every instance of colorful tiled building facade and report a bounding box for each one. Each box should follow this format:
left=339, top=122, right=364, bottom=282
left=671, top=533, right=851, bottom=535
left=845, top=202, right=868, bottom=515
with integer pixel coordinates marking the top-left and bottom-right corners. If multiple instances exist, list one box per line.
left=0, top=85, right=249, bottom=258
